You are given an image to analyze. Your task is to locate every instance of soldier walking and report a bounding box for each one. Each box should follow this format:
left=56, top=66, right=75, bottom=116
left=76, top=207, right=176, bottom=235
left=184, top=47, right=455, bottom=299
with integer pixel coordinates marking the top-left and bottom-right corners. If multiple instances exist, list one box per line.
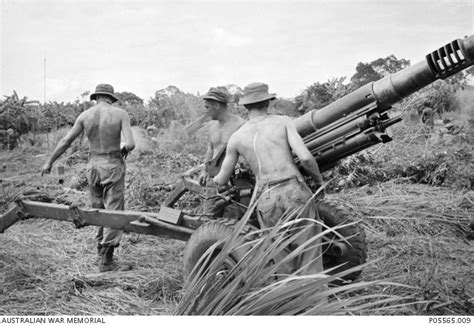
left=41, top=83, right=135, bottom=272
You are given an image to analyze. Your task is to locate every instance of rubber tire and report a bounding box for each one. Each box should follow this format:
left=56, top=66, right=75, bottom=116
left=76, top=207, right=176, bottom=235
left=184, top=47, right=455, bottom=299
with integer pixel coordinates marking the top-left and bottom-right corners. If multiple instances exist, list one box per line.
left=182, top=219, right=254, bottom=278
left=183, top=202, right=367, bottom=284
left=317, top=200, right=367, bottom=284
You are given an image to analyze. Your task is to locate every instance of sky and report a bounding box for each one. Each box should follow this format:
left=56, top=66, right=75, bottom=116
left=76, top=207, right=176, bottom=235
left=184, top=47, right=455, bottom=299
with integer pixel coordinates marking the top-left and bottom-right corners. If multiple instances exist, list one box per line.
left=1, top=0, right=473, bottom=102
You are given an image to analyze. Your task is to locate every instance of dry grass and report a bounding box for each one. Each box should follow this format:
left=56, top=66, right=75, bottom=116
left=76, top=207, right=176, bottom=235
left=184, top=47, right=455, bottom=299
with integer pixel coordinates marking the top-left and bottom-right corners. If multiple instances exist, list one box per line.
left=0, top=127, right=472, bottom=315
left=0, top=219, right=184, bottom=315
left=332, top=182, right=473, bottom=315
left=0, top=145, right=186, bottom=315
left=176, top=199, right=417, bottom=315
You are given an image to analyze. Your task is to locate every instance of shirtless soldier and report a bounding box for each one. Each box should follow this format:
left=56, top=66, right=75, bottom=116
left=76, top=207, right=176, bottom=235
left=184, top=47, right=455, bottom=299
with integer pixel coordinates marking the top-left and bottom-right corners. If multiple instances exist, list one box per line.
left=41, top=83, right=135, bottom=272
left=213, top=82, right=324, bottom=275
left=198, top=87, right=246, bottom=218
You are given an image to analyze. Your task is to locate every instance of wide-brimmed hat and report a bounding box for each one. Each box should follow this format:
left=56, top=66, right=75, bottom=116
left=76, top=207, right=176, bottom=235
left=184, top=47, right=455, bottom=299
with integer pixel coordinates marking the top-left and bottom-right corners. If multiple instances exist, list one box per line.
left=239, top=82, right=276, bottom=105
left=202, top=87, right=229, bottom=103
left=90, top=83, right=119, bottom=103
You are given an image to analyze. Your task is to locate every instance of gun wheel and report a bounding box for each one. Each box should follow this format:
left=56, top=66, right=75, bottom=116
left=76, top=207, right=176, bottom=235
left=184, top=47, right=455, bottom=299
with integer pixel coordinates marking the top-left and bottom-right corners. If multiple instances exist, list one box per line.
left=182, top=218, right=253, bottom=279
left=317, top=200, right=367, bottom=284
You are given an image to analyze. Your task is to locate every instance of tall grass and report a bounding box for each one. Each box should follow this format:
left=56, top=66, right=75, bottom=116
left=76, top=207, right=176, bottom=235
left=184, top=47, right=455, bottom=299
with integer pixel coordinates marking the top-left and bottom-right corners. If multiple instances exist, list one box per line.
left=175, top=196, right=418, bottom=315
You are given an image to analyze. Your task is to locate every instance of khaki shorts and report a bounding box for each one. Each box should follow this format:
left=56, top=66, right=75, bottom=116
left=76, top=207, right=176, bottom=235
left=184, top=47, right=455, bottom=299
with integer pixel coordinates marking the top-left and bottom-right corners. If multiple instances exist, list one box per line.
left=257, top=177, right=318, bottom=227
left=256, top=177, right=323, bottom=274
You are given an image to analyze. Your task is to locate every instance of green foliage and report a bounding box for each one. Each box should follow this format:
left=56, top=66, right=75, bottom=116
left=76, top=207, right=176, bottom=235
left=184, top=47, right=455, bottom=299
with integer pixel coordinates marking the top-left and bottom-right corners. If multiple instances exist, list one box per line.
left=115, top=91, right=144, bottom=105
left=444, top=66, right=474, bottom=89
left=350, top=55, right=410, bottom=89
left=116, top=87, right=206, bottom=129
left=294, top=55, right=410, bottom=115
left=0, top=91, right=39, bottom=135
left=378, top=124, right=473, bottom=190
left=147, top=86, right=205, bottom=128
left=39, top=100, right=92, bottom=131
left=410, top=80, right=461, bottom=115
left=327, top=103, right=474, bottom=191
left=399, top=80, right=462, bottom=130
left=269, top=98, right=298, bottom=117
left=324, top=152, right=390, bottom=191
left=120, top=102, right=150, bottom=127
left=295, top=77, right=348, bottom=114
left=126, top=149, right=203, bottom=210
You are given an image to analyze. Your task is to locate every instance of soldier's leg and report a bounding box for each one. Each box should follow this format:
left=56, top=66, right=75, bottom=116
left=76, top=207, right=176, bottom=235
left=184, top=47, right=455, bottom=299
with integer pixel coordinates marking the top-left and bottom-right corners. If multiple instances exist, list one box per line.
left=294, top=204, right=323, bottom=275
left=98, top=162, right=132, bottom=272
left=257, top=190, right=296, bottom=274
left=87, top=165, right=106, bottom=252
left=101, top=163, right=125, bottom=248
left=286, top=181, right=324, bottom=275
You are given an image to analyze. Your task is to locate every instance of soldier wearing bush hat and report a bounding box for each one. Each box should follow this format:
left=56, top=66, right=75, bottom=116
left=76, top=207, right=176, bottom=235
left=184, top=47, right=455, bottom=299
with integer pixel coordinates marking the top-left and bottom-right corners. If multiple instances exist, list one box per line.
left=90, top=83, right=120, bottom=103
left=42, top=83, right=135, bottom=273
left=214, top=82, right=325, bottom=276
left=239, top=82, right=276, bottom=106
left=197, top=86, right=247, bottom=218
left=202, top=87, right=229, bottom=104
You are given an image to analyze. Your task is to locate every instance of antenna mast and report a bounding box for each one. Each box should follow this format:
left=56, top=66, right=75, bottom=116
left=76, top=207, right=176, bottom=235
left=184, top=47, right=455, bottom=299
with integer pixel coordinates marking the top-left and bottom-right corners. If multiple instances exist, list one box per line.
left=43, top=57, right=46, bottom=103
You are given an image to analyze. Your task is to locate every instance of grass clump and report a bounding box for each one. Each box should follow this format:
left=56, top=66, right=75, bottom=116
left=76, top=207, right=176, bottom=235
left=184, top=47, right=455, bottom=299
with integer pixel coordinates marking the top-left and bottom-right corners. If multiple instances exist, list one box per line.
left=176, top=197, right=417, bottom=315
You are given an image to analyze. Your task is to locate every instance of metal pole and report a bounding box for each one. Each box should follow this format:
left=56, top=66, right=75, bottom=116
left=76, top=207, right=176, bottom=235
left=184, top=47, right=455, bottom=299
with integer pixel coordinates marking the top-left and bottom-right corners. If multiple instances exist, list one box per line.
left=43, top=58, right=46, bottom=103
left=44, top=57, right=50, bottom=153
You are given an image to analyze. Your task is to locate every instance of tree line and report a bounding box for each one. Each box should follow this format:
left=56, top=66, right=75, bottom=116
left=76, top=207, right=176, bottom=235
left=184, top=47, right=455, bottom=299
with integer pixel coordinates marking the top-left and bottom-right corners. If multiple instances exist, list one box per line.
left=1, top=55, right=472, bottom=146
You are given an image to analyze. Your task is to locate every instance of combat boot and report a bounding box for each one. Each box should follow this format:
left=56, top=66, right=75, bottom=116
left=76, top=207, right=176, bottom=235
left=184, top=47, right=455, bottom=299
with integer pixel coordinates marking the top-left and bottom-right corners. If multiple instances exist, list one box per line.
left=98, top=246, right=132, bottom=272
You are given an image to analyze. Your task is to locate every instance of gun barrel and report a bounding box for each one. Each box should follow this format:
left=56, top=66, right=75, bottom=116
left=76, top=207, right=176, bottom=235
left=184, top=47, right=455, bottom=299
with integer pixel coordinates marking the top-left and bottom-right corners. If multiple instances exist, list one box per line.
left=314, top=130, right=391, bottom=172
left=295, top=35, right=474, bottom=138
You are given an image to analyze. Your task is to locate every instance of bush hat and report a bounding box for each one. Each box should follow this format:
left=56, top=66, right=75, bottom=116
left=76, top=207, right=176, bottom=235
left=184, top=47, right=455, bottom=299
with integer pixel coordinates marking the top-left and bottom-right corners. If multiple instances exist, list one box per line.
left=90, top=83, right=119, bottom=103
left=239, top=82, right=276, bottom=105
left=203, top=87, right=229, bottom=103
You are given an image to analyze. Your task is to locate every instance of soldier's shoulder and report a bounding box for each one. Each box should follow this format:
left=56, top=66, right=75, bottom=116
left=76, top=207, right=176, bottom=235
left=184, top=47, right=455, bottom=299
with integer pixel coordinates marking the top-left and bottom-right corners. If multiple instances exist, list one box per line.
left=86, top=103, right=100, bottom=111
left=112, top=106, right=130, bottom=116
left=78, top=105, right=96, bottom=118
left=228, top=128, right=245, bottom=146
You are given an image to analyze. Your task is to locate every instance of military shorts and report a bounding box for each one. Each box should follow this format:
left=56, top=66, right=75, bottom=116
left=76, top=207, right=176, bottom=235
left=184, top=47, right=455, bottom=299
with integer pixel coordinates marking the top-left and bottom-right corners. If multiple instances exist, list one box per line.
left=256, top=177, right=319, bottom=227
left=256, top=176, right=323, bottom=274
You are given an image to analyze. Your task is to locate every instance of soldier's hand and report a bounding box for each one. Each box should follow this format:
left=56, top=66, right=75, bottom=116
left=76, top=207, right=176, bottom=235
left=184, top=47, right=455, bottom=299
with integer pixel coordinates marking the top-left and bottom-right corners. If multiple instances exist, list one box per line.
left=41, top=163, right=52, bottom=176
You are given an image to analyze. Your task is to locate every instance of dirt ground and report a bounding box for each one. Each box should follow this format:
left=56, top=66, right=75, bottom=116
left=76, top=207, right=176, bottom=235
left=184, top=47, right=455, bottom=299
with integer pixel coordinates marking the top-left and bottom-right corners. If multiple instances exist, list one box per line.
left=0, top=130, right=472, bottom=315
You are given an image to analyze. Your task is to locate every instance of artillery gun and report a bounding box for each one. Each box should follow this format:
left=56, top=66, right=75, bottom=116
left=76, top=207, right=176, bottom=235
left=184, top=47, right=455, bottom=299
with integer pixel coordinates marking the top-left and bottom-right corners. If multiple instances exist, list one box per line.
left=2, top=35, right=474, bottom=283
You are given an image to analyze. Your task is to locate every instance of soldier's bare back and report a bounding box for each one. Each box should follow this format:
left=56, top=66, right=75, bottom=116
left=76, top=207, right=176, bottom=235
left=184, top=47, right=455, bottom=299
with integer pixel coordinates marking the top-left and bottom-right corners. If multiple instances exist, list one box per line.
left=82, top=102, right=132, bottom=154
left=229, top=115, right=302, bottom=182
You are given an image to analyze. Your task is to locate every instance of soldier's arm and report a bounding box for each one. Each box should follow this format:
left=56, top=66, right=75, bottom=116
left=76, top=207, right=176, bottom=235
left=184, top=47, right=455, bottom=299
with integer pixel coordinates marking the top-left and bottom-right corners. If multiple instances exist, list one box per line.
left=202, top=140, right=213, bottom=169
left=42, top=115, right=85, bottom=175
left=198, top=126, right=214, bottom=184
left=213, top=135, right=239, bottom=186
left=121, top=111, right=135, bottom=153
left=285, top=118, right=324, bottom=186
